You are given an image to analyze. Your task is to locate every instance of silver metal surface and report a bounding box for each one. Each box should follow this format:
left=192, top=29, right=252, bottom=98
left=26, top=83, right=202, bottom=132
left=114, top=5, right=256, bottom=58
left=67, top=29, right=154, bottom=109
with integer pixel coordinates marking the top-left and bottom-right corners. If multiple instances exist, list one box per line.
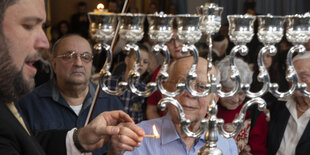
left=227, top=15, right=256, bottom=45
left=270, top=15, right=310, bottom=98
left=88, top=6, right=310, bottom=154
left=197, top=3, right=223, bottom=81
left=243, top=15, right=285, bottom=98
left=88, top=13, right=127, bottom=95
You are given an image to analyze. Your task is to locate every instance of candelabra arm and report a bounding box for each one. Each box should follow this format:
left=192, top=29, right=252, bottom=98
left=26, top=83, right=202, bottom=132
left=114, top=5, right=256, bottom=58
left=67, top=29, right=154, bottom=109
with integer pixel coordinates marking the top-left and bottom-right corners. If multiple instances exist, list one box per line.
left=243, top=45, right=276, bottom=98
left=217, top=45, right=246, bottom=97
left=270, top=45, right=305, bottom=98
left=217, top=97, right=266, bottom=138
left=156, top=44, right=185, bottom=97
left=126, top=43, right=157, bottom=96
left=298, top=83, right=310, bottom=97
left=185, top=45, right=212, bottom=97
left=158, top=97, right=206, bottom=138
left=98, top=44, right=127, bottom=95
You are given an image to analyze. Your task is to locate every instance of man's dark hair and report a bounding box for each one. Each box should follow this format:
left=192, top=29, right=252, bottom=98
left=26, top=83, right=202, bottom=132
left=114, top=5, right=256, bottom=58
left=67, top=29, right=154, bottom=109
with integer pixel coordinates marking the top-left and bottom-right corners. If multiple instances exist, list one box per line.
left=213, top=34, right=226, bottom=42
left=0, top=0, right=18, bottom=34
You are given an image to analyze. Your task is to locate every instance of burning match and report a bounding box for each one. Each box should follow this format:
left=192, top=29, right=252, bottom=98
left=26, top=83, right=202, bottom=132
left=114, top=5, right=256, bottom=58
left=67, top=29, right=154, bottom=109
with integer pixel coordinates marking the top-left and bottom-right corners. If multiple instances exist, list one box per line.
left=144, top=124, right=160, bottom=138
left=144, top=135, right=159, bottom=138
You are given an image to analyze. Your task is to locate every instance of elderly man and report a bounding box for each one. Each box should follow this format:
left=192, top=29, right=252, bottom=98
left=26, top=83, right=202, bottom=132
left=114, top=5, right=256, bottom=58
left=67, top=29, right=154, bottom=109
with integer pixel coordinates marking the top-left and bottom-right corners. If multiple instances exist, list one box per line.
left=17, top=34, right=124, bottom=154
left=267, top=51, right=310, bottom=154
left=108, top=57, right=238, bottom=155
left=0, top=0, right=143, bottom=154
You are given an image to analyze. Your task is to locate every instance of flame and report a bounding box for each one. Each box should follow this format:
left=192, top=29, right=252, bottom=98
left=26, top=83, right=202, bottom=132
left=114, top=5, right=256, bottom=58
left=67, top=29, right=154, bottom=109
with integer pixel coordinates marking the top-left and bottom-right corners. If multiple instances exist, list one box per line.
left=97, top=3, right=104, bottom=10
left=152, top=124, right=160, bottom=138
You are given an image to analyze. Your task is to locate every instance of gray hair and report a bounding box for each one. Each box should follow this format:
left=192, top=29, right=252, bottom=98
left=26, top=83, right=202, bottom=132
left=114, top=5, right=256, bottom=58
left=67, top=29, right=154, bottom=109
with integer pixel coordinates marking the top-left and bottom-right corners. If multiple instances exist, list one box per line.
left=293, top=51, right=310, bottom=63
left=216, top=57, right=253, bottom=89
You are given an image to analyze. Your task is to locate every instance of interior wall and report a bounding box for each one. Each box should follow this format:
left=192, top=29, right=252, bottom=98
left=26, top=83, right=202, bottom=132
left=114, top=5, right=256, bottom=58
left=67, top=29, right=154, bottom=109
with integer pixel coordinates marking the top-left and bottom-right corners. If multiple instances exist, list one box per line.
left=50, top=0, right=102, bottom=26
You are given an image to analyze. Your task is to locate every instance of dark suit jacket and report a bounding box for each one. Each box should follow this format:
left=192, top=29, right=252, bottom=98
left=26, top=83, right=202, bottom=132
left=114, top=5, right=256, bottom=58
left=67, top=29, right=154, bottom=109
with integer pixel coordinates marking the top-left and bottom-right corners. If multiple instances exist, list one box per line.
left=0, top=98, right=67, bottom=155
left=267, top=100, right=310, bottom=155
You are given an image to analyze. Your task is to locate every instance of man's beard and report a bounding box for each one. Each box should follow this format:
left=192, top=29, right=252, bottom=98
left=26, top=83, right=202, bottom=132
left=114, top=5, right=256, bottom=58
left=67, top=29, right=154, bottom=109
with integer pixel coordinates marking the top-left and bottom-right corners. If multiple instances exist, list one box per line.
left=0, top=36, right=33, bottom=102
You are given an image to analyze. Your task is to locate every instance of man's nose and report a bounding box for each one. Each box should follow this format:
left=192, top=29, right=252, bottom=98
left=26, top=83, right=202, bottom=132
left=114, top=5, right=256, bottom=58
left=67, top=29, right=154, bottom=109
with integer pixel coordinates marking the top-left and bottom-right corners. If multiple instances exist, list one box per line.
left=73, top=55, right=83, bottom=66
left=35, top=28, right=50, bottom=50
left=231, top=96, right=240, bottom=103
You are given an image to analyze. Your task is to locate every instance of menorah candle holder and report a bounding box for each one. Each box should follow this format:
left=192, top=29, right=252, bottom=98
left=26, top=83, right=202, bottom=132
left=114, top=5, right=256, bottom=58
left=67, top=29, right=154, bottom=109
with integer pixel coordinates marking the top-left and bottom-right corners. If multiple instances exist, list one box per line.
left=197, top=3, right=223, bottom=72
left=270, top=14, right=310, bottom=98
left=88, top=3, right=310, bottom=155
left=242, top=15, right=285, bottom=98
left=147, top=13, right=184, bottom=97
left=88, top=13, right=128, bottom=95
left=118, top=13, right=156, bottom=96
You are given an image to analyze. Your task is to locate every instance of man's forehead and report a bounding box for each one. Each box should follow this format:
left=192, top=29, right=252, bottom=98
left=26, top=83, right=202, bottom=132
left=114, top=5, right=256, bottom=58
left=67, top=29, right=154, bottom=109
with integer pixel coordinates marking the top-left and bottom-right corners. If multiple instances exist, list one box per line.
left=57, top=37, right=91, bottom=53
left=9, top=0, right=46, bottom=21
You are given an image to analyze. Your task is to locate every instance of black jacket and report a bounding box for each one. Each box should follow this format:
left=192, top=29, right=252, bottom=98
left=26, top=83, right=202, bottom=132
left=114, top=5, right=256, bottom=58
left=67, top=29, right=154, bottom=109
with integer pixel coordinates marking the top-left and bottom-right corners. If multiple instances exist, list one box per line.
left=267, top=100, right=310, bottom=155
left=0, top=98, right=67, bottom=155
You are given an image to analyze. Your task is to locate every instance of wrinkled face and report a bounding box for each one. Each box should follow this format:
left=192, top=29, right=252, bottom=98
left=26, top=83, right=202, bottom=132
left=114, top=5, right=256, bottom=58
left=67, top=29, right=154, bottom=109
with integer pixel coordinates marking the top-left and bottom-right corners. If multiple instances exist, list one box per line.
left=294, top=59, right=310, bottom=93
left=126, top=49, right=149, bottom=75
left=166, top=29, right=184, bottom=60
left=0, top=0, right=49, bottom=100
left=167, top=58, right=217, bottom=123
left=52, top=35, right=92, bottom=86
left=219, top=88, right=246, bottom=110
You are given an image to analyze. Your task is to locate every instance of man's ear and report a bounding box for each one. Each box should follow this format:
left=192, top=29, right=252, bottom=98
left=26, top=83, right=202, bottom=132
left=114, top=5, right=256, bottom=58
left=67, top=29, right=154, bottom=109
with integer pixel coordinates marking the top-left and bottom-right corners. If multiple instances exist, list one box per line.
left=51, top=58, right=57, bottom=71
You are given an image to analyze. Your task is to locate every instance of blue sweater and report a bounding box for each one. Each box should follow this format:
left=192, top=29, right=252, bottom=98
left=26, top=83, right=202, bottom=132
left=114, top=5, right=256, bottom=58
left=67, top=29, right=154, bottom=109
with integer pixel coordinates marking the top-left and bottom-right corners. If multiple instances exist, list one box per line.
left=17, top=79, right=124, bottom=154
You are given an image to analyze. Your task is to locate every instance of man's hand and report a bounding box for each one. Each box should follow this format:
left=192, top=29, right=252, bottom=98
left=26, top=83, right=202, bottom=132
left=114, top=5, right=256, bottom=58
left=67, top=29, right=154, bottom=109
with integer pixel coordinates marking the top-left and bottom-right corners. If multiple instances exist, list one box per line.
left=107, top=122, right=145, bottom=155
left=77, top=110, right=143, bottom=151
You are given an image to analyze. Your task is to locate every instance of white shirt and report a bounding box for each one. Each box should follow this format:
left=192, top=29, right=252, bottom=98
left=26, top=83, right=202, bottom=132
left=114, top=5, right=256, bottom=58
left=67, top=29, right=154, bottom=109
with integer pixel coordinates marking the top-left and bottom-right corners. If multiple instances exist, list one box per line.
left=276, top=97, right=310, bottom=155
left=70, top=104, right=83, bottom=116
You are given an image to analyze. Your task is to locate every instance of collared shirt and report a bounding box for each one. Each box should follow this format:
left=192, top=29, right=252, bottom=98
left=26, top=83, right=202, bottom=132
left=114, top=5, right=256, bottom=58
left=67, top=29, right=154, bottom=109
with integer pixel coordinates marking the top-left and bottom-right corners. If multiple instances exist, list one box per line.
left=106, top=76, right=146, bottom=123
left=17, top=79, right=124, bottom=155
left=125, top=115, right=238, bottom=155
left=277, top=97, right=310, bottom=155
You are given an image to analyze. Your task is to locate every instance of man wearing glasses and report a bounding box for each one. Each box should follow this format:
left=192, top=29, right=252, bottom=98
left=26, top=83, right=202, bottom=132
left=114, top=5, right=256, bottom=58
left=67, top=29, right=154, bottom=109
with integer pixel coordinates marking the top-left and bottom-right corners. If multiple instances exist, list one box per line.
left=17, top=34, right=124, bottom=155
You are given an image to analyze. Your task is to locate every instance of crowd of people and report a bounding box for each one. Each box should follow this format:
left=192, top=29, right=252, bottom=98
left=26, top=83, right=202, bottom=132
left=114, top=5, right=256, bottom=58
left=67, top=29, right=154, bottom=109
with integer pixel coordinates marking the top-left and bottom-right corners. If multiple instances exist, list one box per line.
left=1, top=0, right=310, bottom=155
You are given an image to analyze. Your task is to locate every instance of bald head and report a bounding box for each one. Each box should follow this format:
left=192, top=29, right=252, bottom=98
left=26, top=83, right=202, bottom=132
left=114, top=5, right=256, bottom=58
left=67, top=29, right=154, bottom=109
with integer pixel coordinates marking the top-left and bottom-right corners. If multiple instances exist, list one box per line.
left=52, top=34, right=91, bottom=57
left=166, top=57, right=219, bottom=128
left=166, top=56, right=218, bottom=91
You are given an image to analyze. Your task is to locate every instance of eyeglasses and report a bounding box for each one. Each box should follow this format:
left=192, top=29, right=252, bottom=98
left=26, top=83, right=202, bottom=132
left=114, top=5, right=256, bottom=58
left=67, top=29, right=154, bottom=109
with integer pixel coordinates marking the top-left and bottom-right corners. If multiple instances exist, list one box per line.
left=188, top=81, right=208, bottom=92
left=56, top=51, right=93, bottom=63
left=167, top=79, right=208, bottom=92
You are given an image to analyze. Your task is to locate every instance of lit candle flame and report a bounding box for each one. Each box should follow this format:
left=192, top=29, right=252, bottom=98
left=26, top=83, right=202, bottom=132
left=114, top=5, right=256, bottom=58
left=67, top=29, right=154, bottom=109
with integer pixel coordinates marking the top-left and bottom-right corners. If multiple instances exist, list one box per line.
left=97, top=3, right=104, bottom=10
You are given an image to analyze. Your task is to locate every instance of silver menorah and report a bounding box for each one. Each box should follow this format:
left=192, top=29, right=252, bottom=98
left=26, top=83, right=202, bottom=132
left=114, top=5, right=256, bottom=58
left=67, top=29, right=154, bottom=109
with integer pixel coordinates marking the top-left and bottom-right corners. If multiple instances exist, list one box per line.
left=88, top=2, right=310, bottom=154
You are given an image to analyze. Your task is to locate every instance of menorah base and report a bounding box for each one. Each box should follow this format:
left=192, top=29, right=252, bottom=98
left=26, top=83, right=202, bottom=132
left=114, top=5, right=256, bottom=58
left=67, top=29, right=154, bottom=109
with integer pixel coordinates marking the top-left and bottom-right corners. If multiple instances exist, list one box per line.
left=198, top=145, right=222, bottom=155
